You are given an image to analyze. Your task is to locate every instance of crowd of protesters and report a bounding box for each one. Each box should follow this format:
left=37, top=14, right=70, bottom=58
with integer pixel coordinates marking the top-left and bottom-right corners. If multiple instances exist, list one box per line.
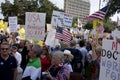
left=0, top=29, right=120, bottom=80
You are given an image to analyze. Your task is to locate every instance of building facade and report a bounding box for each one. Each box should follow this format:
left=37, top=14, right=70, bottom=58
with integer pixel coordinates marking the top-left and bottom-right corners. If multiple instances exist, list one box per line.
left=64, top=0, right=90, bottom=26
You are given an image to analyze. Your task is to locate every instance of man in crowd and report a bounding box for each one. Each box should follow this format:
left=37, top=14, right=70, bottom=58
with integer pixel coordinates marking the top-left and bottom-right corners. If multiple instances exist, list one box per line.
left=0, top=42, right=17, bottom=80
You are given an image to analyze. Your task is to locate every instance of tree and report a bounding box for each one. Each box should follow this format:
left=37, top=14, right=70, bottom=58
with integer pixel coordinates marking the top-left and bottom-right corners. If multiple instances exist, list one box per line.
left=104, top=0, right=120, bottom=18
left=83, top=21, right=93, bottom=30
left=1, top=0, right=63, bottom=24
left=72, top=17, right=78, bottom=27
left=103, top=18, right=116, bottom=33
left=83, top=18, right=116, bottom=33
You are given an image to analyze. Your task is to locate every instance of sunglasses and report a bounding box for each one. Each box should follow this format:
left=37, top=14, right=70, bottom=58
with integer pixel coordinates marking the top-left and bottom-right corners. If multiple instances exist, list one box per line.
left=1, top=48, right=9, bottom=51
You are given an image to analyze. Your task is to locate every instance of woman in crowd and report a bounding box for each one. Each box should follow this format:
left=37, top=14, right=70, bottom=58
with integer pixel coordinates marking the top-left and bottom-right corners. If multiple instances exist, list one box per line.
left=40, top=45, right=51, bottom=80
left=22, top=44, right=42, bottom=80
left=63, top=50, right=74, bottom=73
left=40, top=45, right=51, bottom=72
left=46, top=51, right=70, bottom=80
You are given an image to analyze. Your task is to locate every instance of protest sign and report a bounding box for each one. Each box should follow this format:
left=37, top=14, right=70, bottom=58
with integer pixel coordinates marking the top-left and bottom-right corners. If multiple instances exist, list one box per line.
left=99, top=39, right=120, bottom=80
left=9, top=16, right=17, bottom=32
left=45, top=29, right=59, bottom=48
left=25, top=12, right=46, bottom=40
left=51, top=10, right=73, bottom=27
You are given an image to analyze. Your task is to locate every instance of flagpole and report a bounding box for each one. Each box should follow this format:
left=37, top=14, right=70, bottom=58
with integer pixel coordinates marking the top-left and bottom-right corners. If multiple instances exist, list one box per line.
left=99, top=0, right=101, bottom=10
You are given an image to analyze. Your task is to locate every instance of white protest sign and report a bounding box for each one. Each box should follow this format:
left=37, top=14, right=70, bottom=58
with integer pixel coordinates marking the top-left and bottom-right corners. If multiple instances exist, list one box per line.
left=25, top=12, right=46, bottom=40
left=111, top=29, right=120, bottom=41
left=51, top=10, right=73, bottom=27
left=45, top=29, right=59, bottom=48
left=99, top=39, right=120, bottom=80
left=9, top=16, right=17, bottom=32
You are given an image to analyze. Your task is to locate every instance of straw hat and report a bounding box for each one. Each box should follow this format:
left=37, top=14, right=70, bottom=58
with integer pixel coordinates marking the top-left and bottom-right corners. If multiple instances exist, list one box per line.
left=63, top=50, right=74, bottom=61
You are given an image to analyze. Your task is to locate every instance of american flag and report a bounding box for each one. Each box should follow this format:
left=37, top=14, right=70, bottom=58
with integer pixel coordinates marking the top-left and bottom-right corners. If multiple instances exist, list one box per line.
left=85, top=5, right=109, bottom=20
left=55, top=27, right=72, bottom=44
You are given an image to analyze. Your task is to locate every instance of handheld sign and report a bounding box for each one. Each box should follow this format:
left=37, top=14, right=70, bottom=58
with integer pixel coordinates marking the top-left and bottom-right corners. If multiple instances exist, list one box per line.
left=99, top=39, right=120, bottom=80
left=9, top=16, right=17, bottom=32
left=51, top=10, right=73, bottom=27
left=25, top=12, right=46, bottom=40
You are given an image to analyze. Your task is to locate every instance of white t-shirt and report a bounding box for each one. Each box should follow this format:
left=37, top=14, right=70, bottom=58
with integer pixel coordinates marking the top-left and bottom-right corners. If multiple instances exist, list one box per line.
left=14, top=52, right=22, bottom=66
left=64, top=63, right=73, bottom=72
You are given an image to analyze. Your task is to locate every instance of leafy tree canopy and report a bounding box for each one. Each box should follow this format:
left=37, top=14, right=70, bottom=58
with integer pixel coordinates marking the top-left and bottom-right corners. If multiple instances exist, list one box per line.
left=1, top=0, right=63, bottom=24
left=104, top=0, right=120, bottom=18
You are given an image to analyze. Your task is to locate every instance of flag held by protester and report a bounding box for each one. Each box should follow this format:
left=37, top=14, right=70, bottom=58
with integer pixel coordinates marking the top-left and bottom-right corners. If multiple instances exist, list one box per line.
left=85, top=5, right=109, bottom=20
left=55, top=27, right=72, bottom=44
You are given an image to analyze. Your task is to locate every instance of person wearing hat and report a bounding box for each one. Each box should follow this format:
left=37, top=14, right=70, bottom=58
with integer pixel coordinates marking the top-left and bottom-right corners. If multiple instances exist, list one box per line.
left=63, top=50, right=74, bottom=73
left=11, top=44, right=23, bottom=80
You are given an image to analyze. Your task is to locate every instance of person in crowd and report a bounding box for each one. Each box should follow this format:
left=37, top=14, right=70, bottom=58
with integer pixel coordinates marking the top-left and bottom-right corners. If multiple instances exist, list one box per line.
left=84, top=41, right=93, bottom=80
left=63, top=50, right=74, bottom=73
left=11, top=44, right=23, bottom=80
left=18, top=40, right=29, bottom=71
left=22, top=44, right=42, bottom=80
left=77, top=39, right=88, bottom=74
left=0, top=42, right=17, bottom=80
left=40, top=45, right=51, bottom=80
left=90, top=40, right=102, bottom=80
left=40, top=45, right=51, bottom=72
left=46, top=51, right=70, bottom=80
left=61, top=40, right=83, bottom=73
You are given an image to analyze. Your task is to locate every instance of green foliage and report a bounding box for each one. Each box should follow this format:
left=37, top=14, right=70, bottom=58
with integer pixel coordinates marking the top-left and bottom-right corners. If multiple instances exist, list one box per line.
left=103, top=18, right=115, bottom=33
left=72, top=17, right=78, bottom=27
left=104, top=0, right=120, bottom=18
left=1, top=0, right=63, bottom=24
left=83, top=18, right=116, bottom=33
left=83, top=21, right=93, bottom=30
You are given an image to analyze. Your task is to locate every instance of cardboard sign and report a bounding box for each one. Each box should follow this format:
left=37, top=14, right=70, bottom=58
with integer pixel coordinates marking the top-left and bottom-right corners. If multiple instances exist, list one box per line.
left=45, top=29, right=59, bottom=48
left=9, top=16, right=17, bottom=32
left=51, top=10, right=73, bottom=27
left=99, top=39, right=120, bottom=80
left=25, top=12, right=46, bottom=40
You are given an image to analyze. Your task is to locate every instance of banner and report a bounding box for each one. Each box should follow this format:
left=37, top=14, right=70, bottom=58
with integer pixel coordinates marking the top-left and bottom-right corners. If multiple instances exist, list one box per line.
left=51, top=10, right=73, bottom=27
left=99, top=39, right=120, bottom=80
left=25, top=12, right=46, bottom=40
left=9, top=16, right=17, bottom=32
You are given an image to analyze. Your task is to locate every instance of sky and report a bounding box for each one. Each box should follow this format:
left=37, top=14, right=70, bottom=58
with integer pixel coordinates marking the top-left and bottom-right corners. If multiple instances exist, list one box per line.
left=0, top=0, right=119, bottom=21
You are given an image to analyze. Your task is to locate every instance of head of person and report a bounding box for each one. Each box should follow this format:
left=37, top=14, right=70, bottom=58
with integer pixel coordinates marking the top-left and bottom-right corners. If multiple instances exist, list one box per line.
left=19, top=40, right=26, bottom=48
left=79, top=39, right=85, bottom=47
left=42, top=45, right=49, bottom=55
left=15, top=36, right=22, bottom=43
left=0, top=42, right=10, bottom=56
left=70, top=40, right=76, bottom=48
left=11, top=44, right=19, bottom=53
left=63, top=50, right=74, bottom=62
left=28, top=44, right=42, bottom=59
left=51, top=51, right=64, bottom=66
left=95, top=45, right=102, bottom=57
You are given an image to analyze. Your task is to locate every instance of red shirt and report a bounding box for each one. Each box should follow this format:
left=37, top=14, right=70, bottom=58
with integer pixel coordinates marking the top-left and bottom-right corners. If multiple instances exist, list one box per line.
left=40, top=57, right=51, bottom=72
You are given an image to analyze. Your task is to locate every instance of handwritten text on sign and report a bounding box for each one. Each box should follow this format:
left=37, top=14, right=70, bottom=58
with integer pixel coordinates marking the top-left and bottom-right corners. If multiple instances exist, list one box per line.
left=9, top=16, right=17, bottom=32
left=99, top=40, right=120, bottom=80
left=25, top=12, right=46, bottom=40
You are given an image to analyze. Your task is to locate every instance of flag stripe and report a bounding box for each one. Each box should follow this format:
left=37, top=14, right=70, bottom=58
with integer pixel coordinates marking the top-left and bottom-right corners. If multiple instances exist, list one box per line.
left=55, top=27, right=71, bottom=44
left=85, top=5, right=109, bottom=20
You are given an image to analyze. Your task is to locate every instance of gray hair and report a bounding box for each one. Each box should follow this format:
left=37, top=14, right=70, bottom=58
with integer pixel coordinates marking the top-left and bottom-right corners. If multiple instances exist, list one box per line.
left=52, top=51, right=64, bottom=63
left=33, top=44, right=42, bottom=56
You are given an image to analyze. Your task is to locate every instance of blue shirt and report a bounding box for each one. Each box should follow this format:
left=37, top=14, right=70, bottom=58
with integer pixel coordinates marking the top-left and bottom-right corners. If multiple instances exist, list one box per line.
left=0, top=55, right=17, bottom=80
